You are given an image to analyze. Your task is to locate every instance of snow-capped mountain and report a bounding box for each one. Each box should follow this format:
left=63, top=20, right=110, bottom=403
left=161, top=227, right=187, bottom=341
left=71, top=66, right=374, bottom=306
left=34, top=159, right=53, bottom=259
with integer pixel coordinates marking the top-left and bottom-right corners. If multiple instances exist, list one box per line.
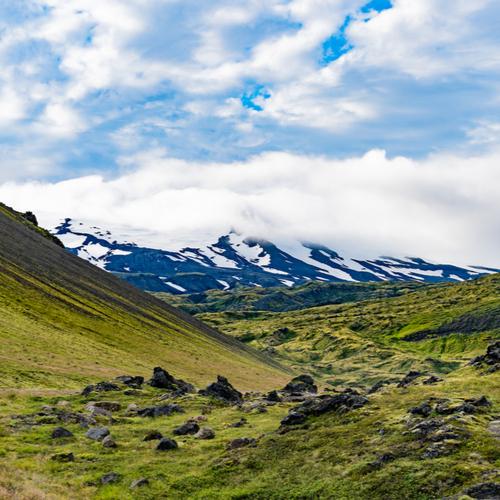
left=52, top=218, right=499, bottom=294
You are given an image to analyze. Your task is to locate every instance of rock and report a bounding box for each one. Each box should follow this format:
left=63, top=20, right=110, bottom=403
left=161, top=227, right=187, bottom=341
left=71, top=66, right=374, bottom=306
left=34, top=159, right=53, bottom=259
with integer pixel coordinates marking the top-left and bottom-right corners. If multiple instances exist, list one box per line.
left=88, top=401, right=121, bottom=412
left=173, top=421, right=200, bottom=436
left=290, top=391, right=368, bottom=419
left=422, top=375, right=442, bottom=385
left=409, top=419, right=445, bottom=438
left=280, top=412, right=306, bottom=426
left=464, top=482, right=500, bottom=499
left=397, top=371, right=422, bottom=387
left=101, top=472, right=121, bottom=485
left=137, top=404, right=184, bottom=418
left=88, top=406, right=113, bottom=419
left=130, top=478, right=149, bottom=489
left=488, top=420, right=500, bottom=440
left=242, top=402, right=268, bottom=414
left=51, top=452, right=75, bottom=462
left=226, top=437, right=257, bottom=450
left=367, top=380, right=388, bottom=394
left=409, top=402, right=432, bottom=417
left=102, top=435, right=117, bottom=448
left=195, top=427, right=215, bottom=439
left=148, top=367, right=194, bottom=395
left=143, top=430, right=163, bottom=441
left=192, top=415, right=208, bottom=423
left=85, top=427, right=110, bottom=441
left=116, top=375, right=144, bottom=388
left=51, top=427, right=74, bottom=439
left=469, top=341, right=500, bottom=372
left=265, top=390, right=281, bottom=402
left=82, top=381, right=120, bottom=397
left=228, top=418, right=247, bottom=428
left=125, top=403, right=139, bottom=415
left=199, top=376, right=243, bottom=404
left=282, top=375, right=317, bottom=395
left=156, top=438, right=178, bottom=451
left=468, top=395, right=492, bottom=408
left=22, top=211, right=38, bottom=225
left=369, top=452, right=395, bottom=469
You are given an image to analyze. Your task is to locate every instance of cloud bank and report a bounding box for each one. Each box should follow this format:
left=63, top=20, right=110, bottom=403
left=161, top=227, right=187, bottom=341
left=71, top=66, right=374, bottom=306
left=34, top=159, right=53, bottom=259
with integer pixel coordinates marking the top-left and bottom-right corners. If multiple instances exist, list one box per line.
left=1, top=148, right=499, bottom=267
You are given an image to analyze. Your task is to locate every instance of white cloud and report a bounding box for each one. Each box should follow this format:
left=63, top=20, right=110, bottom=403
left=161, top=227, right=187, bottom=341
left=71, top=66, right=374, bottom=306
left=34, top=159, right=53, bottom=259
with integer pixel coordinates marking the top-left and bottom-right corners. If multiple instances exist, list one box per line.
left=1, top=148, right=499, bottom=267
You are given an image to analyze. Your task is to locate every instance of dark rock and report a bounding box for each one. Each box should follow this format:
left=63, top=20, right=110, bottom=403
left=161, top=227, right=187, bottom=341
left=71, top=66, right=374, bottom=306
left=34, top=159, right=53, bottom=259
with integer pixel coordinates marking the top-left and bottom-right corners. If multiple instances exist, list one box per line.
left=226, top=437, right=257, bottom=450
left=137, top=404, right=184, bottom=418
left=148, top=367, right=194, bottom=395
left=82, top=381, right=120, bottom=397
left=116, top=375, right=144, bottom=388
left=409, top=402, right=432, bottom=417
left=173, top=421, right=200, bottom=436
left=282, top=374, right=317, bottom=395
left=143, top=430, right=163, bottom=441
left=409, top=419, right=445, bottom=438
left=369, top=452, right=395, bottom=469
left=51, top=427, right=74, bottom=439
left=397, top=371, right=422, bottom=387
left=102, top=435, right=117, bottom=448
left=228, top=418, right=248, bottom=428
left=130, top=478, right=149, bottom=489
left=85, top=427, right=110, bottom=441
left=91, top=401, right=121, bottom=412
left=422, top=375, right=442, bottom=385
left=368, top=380, right=388, bottom=394
left=265, top=390, right=282, bottom=402
left=469, top=341, right=500, bottom=372
left=51, top=452, right=75, bottom=462
left=156, top=438, right=178, bottom=451
left=291, top=392, right=368, bottom=419
left=22, top=211, right=38, bottom=226
left=280, top=412, right=306, bottom=426
left=464, top=482, right=500, bottom=499
left=468, top=395, right=492, bottom=408
left=457, top=402, right=478, bottom=414
left=101, top=472, right=121, bottom=485
left=199, top=376, right=242, bottom=403
left=195, top=427, right=215, bottom=439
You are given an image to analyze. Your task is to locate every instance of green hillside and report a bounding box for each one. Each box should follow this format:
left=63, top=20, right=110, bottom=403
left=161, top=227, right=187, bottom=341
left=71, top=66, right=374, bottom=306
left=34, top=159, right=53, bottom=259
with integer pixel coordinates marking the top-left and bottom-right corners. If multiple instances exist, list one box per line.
left=0, top=203, right=288, bottom=391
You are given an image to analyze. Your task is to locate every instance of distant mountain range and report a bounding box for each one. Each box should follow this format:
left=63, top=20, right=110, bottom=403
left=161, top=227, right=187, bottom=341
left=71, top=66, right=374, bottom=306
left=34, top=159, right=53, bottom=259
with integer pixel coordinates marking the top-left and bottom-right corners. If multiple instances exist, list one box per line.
left=52, top=218, right=499, bottom=294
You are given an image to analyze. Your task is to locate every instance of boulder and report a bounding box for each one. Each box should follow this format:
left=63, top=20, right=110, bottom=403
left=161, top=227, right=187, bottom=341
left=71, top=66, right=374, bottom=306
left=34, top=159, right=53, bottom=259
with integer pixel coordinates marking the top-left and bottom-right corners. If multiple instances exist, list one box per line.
left=173, top=421, right=200, bottom=436
left=88, top=401, right=121, bottom=412
left=282, top=375, right=317, bottom=395
left=116, top=375, right=144, bottom=388
left=85, top=427, right=110, bottom=441
left=101, top=472, right=121, bottom=485
left=195, top=427, right=215, bottom=440
left=51, top=452, right=75, bottom=462
left=228, top=417, right=247, bottom=428
left=226, top=437, right=257, bottom=450
left=82, top=381, right=120, bottom=397
left=51, top=427, right=74, bottom=439
left=367, top=380, right=388, bottom=394
left=143, top=430, right=163, bottom=441
left=397, top=371, right=422, bottom=387
left=137, top=404, right=184, bottom=418
left=265, top=390, right=282, bottom=402
left=156, top=438, right=178, bottom=451
left=422, top=375, right=442, bottom=385
left=148, top=367, right=194, bottom=395
left=280, top=412, right=306, bottom=426
left=409, top=402, right=432, bottom=417
left=199, top=376, right=242, bottom=404
left=464, top=482, right=500, bottom=499
left=130, top=478, right=149, bottom=489
left=102, top=435, right=117, bottom=448
left=469, top=341, right=500, bottom=372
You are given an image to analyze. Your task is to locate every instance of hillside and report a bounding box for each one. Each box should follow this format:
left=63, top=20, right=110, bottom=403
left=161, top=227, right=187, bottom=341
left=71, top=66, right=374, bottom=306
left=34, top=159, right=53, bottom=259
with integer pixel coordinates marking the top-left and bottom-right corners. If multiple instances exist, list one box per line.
left=195, top=274, right=500, bottom=386
left=50, top=219, right=498, bottom=294
left=0, top=203, right=288, bottom=391
left=156, top=280, right=425, bottom=314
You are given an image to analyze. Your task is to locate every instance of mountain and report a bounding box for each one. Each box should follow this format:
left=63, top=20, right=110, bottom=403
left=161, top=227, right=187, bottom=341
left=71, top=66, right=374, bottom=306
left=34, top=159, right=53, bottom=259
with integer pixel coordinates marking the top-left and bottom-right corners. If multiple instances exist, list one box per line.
left=52, top=218, right=498, bottom=294
left=0, top=203, right=287, bottom=391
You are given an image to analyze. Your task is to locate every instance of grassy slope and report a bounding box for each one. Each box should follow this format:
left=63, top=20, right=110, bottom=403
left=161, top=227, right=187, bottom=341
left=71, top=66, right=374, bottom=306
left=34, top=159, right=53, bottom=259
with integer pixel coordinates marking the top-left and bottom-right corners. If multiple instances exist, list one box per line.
left=0, top=204, right=288, bottom=392
left=196, top=275, right=500, bottom=387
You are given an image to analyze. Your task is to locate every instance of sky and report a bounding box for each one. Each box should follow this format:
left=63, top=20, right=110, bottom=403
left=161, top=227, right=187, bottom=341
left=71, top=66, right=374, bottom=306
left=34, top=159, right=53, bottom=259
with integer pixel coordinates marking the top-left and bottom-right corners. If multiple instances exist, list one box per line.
left=0, top=0, right=499, bottom=265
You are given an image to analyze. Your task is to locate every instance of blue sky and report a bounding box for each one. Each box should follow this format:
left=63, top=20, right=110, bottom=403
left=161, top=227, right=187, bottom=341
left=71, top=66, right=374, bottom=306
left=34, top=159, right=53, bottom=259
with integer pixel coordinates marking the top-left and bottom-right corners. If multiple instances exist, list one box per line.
left=0, top=1, right=499, bottom=266
left=0, top=0, right=499, bottom=181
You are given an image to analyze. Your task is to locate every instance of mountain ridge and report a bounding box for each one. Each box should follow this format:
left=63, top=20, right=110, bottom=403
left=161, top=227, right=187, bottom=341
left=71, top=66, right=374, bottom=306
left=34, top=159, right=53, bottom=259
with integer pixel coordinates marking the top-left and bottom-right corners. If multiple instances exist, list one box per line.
left=52, top=218, right=499, bottom=294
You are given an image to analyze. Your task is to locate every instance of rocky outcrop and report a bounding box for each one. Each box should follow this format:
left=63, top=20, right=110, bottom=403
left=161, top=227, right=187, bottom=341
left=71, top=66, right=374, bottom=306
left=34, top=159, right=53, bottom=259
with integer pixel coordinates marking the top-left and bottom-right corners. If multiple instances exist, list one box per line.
left=470, top=341, right=500, bottom=372
left=148, top=367, right=194, bottom=395
left=282, top=374, right=317, bottom=395
left=199, top=376, right=242, bottom=403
